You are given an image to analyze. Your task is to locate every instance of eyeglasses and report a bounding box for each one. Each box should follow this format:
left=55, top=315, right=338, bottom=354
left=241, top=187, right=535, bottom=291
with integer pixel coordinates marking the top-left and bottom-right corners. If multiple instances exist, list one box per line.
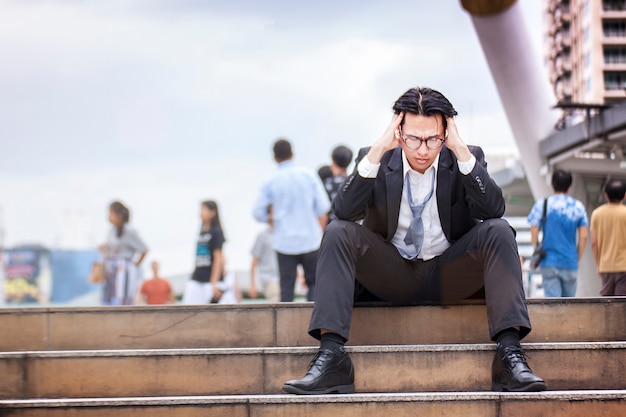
left=399, top=126, right=445, bottom=150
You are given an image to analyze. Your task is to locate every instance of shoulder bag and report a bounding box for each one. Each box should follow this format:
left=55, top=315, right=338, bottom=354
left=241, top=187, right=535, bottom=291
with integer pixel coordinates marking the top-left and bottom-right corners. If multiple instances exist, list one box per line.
left=530, top=198, right=548, bottom=270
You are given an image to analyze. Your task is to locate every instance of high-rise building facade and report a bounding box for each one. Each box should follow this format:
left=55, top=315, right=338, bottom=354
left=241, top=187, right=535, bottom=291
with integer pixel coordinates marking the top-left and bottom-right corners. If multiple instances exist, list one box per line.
left=546, top=0, right=626, bottom=106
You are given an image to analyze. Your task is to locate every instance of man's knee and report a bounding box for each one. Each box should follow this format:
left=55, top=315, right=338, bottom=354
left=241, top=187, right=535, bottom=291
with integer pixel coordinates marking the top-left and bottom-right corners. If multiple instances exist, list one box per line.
left=479, top=218, right=516, bottom=240
left=322, top=220, right=358, bottom=244
left=482, top=218, right=513, bottom=232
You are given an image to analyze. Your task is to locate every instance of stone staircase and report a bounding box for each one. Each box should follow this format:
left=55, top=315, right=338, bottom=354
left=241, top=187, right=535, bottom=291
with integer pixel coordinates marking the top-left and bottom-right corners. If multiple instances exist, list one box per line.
left=1, top=298, right=625, bottom=416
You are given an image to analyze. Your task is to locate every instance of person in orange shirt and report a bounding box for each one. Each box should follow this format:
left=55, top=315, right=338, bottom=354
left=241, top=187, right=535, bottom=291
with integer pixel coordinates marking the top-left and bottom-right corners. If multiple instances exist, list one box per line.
left=138, top=261, right=175, bottom=305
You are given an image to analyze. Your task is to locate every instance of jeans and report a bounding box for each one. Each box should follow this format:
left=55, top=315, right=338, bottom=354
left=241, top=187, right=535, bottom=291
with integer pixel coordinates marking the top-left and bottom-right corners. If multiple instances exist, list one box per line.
left=540, top=267, right=577, bottom=297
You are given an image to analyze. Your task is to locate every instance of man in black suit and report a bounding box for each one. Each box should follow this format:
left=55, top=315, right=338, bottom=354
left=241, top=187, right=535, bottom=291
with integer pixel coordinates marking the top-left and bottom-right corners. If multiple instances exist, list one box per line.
left=282, top=87, right=546, bottom=394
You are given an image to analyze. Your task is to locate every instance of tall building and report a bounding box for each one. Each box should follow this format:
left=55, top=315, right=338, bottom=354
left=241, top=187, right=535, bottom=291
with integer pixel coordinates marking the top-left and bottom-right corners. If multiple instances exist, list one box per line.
left=546, top=0, right=626, bottom=107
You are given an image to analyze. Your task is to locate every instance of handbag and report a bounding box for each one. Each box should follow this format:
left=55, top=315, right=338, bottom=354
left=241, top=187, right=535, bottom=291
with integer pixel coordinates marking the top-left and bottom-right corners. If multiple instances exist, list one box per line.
left=88, top=262, right=106, bottom=284
left=530, top=198, right=548, bottom=270
left=530, top=246, right=546, bottom=271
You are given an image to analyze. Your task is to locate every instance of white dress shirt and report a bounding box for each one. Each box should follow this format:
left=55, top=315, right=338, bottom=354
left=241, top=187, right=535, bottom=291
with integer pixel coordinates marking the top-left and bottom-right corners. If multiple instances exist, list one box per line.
left=358, top=149, right=476, bottom=260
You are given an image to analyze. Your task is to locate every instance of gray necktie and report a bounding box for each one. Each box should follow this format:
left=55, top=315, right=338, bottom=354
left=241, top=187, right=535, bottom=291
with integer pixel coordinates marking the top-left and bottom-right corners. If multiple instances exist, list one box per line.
left=404, top=169, right=435, bottom=257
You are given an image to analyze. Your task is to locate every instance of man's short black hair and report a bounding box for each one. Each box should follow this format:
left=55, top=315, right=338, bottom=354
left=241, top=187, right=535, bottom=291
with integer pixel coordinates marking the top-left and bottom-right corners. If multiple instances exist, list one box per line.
left=318, top=165, right=332, bottom=181
left=392, top=87, right=458, bottom=132
left=605, top=179, right=626, bottom=203
left=331, top=145, right=353, bottom=169
left=551, top=169, right=573, bottom=193
left=273, top=138, right=293, bottom=162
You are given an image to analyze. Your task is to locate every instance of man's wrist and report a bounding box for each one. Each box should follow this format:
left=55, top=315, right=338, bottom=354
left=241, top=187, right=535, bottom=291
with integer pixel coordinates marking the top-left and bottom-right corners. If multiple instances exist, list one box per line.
left=457, top=154, right=476, bottom=175
left=358, top=155, right=380, bottom=178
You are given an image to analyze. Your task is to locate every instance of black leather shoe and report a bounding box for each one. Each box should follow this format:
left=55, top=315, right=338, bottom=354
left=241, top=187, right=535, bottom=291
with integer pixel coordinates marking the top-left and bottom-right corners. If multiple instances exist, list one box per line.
left=282, top=347, right=355, bottom=394
left=492, top=344, right=547, bottom=392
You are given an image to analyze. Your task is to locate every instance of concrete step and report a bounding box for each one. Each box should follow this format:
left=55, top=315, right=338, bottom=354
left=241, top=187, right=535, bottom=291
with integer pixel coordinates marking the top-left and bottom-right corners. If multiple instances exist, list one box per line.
left=2, top=298, right=626, bottom=351
left=1, top=391, right=625, bottom=417
left=1, top=342, right=624, bottom=399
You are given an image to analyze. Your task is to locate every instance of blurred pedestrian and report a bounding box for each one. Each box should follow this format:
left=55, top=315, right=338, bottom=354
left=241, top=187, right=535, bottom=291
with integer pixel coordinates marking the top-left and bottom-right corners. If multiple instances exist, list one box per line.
left=319, top=145, right=353, bottom=224
left=253, top=138, right=330, bottom=302
left=99, top=201, right=148, bottom=305
left=249, top=205, right=280, bottom=302
left=182, top=200, right=229, bottom=304
left=527, top=169, right=588, bottom=297
left=138, top=260, right=175, bottom=305
left=591, top=179, right=626, bottom=296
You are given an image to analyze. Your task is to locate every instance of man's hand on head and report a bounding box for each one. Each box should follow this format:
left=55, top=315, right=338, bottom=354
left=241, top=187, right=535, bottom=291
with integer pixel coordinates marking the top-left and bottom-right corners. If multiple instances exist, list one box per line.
left=445, top=116, right=472, bottom=163
left=367, top=111, right=404, bottom=164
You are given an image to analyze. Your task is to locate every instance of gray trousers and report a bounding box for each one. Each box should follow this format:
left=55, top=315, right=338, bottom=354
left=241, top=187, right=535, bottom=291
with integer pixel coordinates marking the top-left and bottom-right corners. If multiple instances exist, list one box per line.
left=308, top=218, right=531, bottom=342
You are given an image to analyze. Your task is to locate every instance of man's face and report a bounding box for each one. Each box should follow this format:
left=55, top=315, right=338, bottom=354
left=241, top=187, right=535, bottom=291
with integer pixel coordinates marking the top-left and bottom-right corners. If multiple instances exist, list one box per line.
left=398, top=113, right=445, bottom=173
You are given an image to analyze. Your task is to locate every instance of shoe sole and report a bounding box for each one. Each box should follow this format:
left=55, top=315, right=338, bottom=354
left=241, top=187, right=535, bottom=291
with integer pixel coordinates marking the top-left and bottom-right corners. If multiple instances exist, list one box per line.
left=282, top=383, right=355, bottom=395
left=492, top=381, right=548, bottom=392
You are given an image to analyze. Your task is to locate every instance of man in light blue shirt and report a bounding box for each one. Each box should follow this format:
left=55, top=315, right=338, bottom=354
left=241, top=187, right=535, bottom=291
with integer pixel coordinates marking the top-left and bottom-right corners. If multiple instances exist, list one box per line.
left=527, top=170, right=588, bottom=297
left=253, top=138, right=330, bottom=302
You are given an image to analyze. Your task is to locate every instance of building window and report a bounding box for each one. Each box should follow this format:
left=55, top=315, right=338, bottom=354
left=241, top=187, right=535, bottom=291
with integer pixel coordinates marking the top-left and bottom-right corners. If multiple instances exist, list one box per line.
left=603, top=21, right=626, bottom=37
left=586, top=78, right=592, bottom=93
left=603, top=0, right=626, bottom=11
left=604, top=47, right=626, bottom=63
left=604, top=71, right=626, bottom=89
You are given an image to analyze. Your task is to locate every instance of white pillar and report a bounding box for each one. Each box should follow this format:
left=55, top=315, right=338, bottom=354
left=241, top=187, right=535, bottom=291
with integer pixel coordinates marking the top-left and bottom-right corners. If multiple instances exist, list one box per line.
left=461, top=1, right=599, bottom=296
left=461, top=0, right=558, bottom=199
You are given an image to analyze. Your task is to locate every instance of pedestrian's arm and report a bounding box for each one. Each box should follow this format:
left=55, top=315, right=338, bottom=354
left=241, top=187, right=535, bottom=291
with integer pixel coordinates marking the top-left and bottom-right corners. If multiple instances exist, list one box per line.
left=590, top=230, right=600, bottom=271
left=210, top=249, right=225, bottom=297
left=127, top=228, right=148, bottom=266
left=252, top=185, right=271, bottom=223
left=318, top=214, right=328, bottom=231
left=167, top=282, right=176, bottom=304
left=577, top=225, right=588, bottom=262
left=530, top=226, right=540, bottom=247
left=135, top=250, right=147, bottom=267
left=312, top=175, right=331, bottom=229
left=249, top=257, right=259, bottom=299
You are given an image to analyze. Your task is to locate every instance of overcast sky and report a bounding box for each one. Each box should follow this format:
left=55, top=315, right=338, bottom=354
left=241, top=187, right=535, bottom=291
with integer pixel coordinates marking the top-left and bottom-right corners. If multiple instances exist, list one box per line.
left=0, top=0, right=545, bottom=276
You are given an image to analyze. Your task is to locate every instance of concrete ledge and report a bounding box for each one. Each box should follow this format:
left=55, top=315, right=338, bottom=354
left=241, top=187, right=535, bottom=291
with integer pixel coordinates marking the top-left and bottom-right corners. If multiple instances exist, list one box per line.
left=0, top=391, right=625, bottom=417
left=2, top=390, right=622, bottom=407
left=1, top=298, right=625, bottom=351
left=0, top=342, right=624, bottom=398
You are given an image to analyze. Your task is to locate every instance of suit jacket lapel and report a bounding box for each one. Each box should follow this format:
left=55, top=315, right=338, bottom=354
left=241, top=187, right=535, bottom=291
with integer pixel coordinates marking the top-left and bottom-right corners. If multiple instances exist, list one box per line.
left=385, top=148, right=404, bottom=240
left=437, top=147, right=454, bottom=239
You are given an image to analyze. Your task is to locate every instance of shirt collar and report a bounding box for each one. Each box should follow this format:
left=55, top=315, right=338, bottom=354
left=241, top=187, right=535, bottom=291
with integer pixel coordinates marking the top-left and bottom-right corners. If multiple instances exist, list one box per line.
left=278, top=160, right=294, bottom=169
left=401, top=150, right=439, bottom=178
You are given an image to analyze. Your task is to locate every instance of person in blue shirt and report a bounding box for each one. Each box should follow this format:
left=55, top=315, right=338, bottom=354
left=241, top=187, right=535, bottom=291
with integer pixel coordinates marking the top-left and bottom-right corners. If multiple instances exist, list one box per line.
left=253, top=138, right=331, bottom=302
left=527, top=169, right=589, bottom=297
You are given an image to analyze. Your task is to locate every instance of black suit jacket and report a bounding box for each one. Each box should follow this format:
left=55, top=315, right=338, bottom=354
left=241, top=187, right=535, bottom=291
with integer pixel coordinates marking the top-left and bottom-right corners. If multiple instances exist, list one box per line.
left=332, top=145, right=505, bottom=244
